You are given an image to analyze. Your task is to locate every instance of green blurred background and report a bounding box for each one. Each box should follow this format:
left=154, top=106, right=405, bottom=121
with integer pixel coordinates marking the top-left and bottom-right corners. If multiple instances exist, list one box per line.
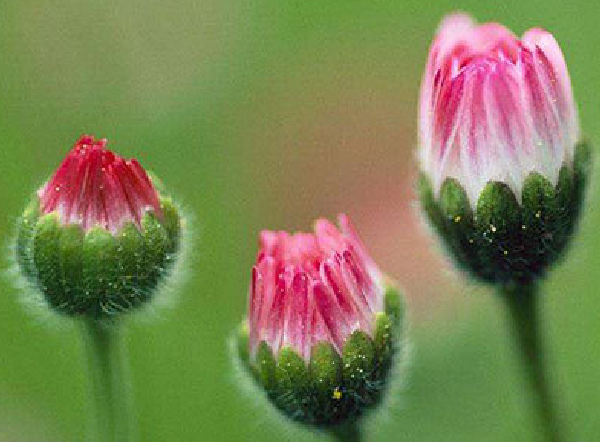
left=1, top=0, right=599, bottom=441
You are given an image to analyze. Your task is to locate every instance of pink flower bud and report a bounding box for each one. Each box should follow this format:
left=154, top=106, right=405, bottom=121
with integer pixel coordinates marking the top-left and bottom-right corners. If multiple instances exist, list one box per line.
left=38, top=135, right=163, bottom=235
left=16, top=135, right=183, bottom=318
left=248, top=214, right=385, bottom=362
left=419, top=13, right=579, bottom=205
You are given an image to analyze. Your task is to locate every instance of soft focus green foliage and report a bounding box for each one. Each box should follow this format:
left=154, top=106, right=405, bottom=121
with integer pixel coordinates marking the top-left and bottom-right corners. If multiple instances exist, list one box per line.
left=0, top=0, right=599, bottom=441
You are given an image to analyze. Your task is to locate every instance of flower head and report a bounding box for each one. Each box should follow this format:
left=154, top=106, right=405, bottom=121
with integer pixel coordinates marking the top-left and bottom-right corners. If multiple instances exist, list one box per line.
left=418, top=14, right=590, bottom=286
left=15, top=135, right=183, bottom=319
left=419, top=13, right=579, bottom=205
left=237, top=215, right=404, bottom=427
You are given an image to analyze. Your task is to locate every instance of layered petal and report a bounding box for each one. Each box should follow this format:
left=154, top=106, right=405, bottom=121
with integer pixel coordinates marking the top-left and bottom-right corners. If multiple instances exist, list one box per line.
left=38, top=135, right=163, bottom=234
left=248, top=215, right=384, bottom=361
left=419, top=14, right=578, bottom=205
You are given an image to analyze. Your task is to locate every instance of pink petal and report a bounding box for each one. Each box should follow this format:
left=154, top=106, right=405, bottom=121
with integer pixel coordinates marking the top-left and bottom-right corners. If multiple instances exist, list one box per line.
left=246, top=215, right=385, bottom=361
left=419, top=15, right=579, bottom=204
left=37, top=135, right=163, bottom=234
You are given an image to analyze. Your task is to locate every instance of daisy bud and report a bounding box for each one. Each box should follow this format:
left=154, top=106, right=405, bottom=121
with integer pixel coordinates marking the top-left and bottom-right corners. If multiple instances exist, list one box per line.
left=418, top=14, right=590, bottom=285
left=235, top=214, right=405, bottom=428
left=14, top=135, right=183, bottom=319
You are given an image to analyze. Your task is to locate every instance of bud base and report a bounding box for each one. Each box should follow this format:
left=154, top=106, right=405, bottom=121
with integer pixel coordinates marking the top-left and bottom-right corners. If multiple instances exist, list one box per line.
left=419, top=142, right=591, bottom=285
left=15, top=195, right=182, bottom=319
left=236, top=286, right=404, bottom=428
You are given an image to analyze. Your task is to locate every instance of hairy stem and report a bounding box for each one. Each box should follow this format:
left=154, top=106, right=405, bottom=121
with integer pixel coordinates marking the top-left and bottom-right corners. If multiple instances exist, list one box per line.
left=502, top=283, right=563, bottom=442
left=80, top=320, right=136, bottom=442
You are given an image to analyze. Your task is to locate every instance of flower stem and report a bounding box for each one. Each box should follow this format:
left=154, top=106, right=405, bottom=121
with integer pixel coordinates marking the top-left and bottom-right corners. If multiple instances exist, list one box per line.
left=80, top=319, right=136, bottom=442
left=502, top=283, right=562, bottom=442
left=331, top=421, right=363, bottom=442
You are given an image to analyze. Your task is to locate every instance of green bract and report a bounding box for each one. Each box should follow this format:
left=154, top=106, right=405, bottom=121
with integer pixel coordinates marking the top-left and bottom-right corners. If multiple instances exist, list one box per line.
left=419, top=142, right=591, bottom=285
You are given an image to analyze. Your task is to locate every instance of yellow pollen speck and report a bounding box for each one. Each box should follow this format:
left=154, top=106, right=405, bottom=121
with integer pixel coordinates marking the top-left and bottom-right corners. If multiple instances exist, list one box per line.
left=503, top=250, right=508, bottom=255
left=535, top=211, right=541, bottom=218
left=454, top=215, right=461, bottom=223
left=490, top=225, right=497, bottom=233
left=332, top=387, right=342, bottom=400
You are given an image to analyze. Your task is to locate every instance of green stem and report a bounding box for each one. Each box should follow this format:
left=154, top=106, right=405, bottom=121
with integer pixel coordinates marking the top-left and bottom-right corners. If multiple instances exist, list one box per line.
left=331, top=421, right=363, bottom=442
left=502, top=283, right=562, bottom=442
left=80, top=319, right=137, bottom=442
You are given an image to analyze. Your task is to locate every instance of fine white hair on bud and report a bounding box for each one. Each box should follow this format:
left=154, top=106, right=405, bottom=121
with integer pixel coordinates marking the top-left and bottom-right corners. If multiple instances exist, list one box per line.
left=418, top=14, right=591, bottom=286
left=13, top=135, right=186, bottom=320
left=234, top=214, right=407, bottom=429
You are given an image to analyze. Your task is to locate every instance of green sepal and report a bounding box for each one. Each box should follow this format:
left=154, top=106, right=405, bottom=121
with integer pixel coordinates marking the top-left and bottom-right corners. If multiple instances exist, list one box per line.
left=309, top=342, right=343, bottom=402
left=418, top=173, right=445, bottom=235
left=475, top=181, right=522, bottom=282
left=307, top=342, right=346, bottom=424
left=440, top=178, right=472, bottom=224
left=274, top=347, right=310, bottom=414
left=255, top=341, right=277, bottom=393
left=342, top=330, right=375, bottom=391
left=521, top=172, right=557, bottom=227
left=160, top=197, right=181, bottom=253
left=33, top=214, right=64, bottom=308
left=114, top=223, right=146, bottom=297
left=380, top=283, right=404, bottom=369
left=58, top=224, right=85, bottom=312
left=139, top=212, right=170, bottom=294
left=237, top=320, right=250, bottom=366
left=439, top=178, right=481, bottom=273
left=476, top=181, right=520, bottom=238
left=374, top=313, right=394, bottom=372
left=383, top=284, right=403, bottom=325
left=574, top=141, right=591, bottom=189
left=573, top=141, right=592, bottom=220
left=555, top=166, right=575, bottom=235
left=82, top=227, right=121, bottom=316
left=521, top=173, right=566, bottom=271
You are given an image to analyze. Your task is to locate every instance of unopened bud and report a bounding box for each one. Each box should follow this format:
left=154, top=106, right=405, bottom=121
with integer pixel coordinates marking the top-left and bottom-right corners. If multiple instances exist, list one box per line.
left=15, top=135, right=184, bottom=319
left=234, top=215, right=405, bottom=428
left=418, top=14, right=589, bottom=286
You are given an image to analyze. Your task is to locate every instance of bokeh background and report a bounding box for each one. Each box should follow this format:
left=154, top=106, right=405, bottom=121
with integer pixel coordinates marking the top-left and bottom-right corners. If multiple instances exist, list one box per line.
left=1, top=0, right=599, bottom=441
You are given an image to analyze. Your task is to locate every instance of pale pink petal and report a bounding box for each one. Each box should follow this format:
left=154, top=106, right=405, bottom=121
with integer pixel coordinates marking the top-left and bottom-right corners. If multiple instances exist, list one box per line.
left=522, top=28, right=575, bottom=122
left=418, top=15, right=579, bottom=204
